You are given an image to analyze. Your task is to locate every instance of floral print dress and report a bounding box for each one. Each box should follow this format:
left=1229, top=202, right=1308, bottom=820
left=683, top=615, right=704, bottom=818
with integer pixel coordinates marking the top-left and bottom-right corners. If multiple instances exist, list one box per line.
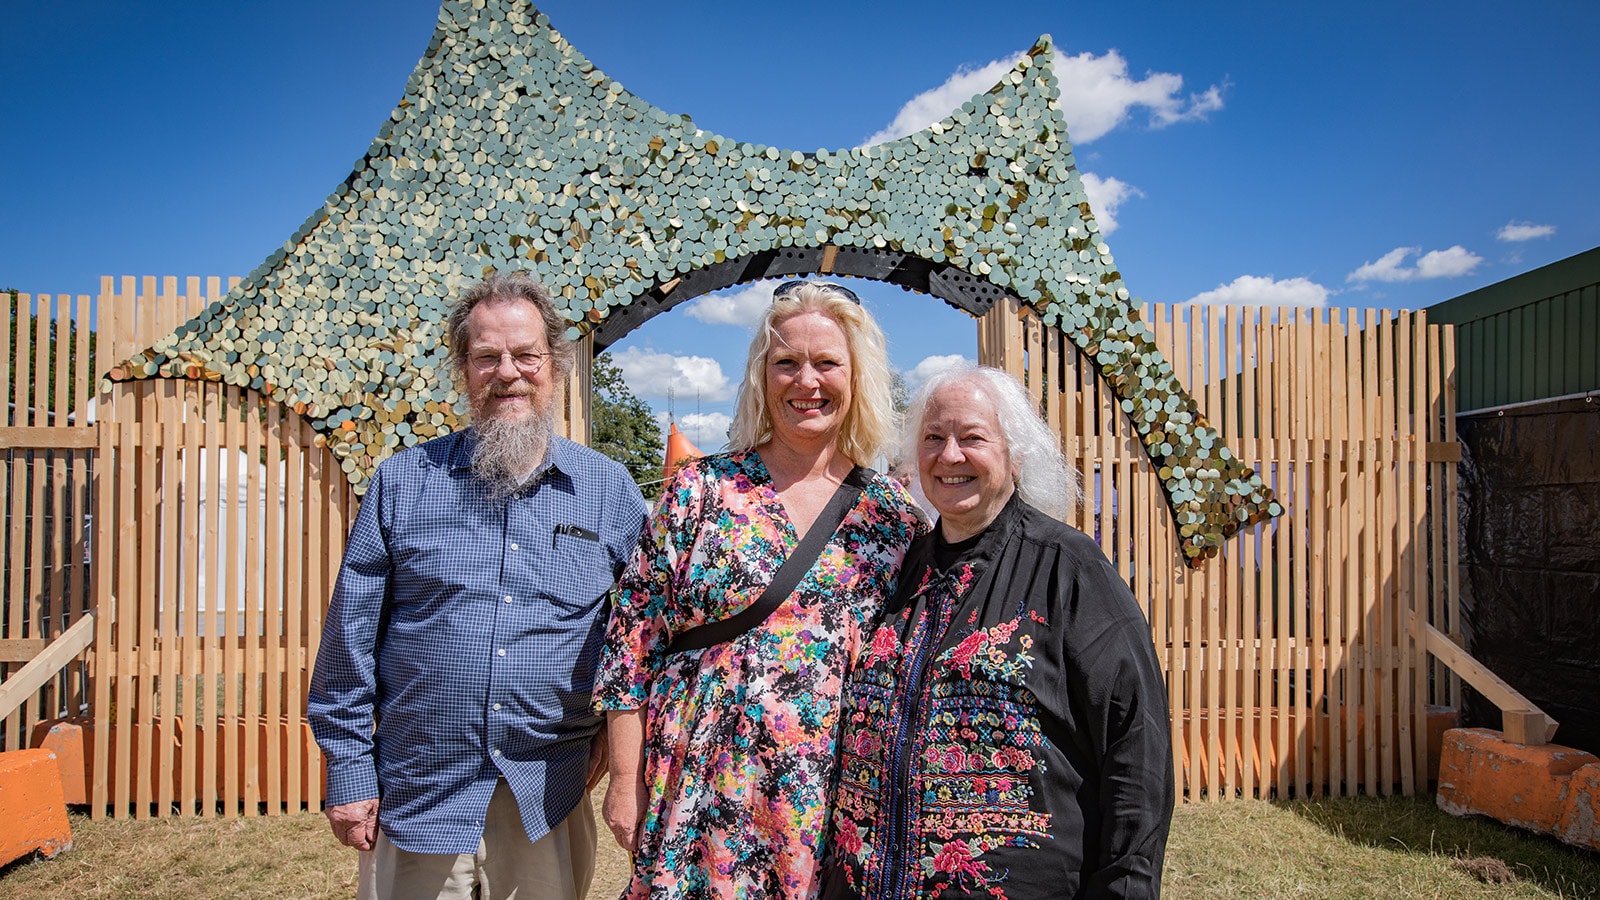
left=594, top=450, right=921, bottom=900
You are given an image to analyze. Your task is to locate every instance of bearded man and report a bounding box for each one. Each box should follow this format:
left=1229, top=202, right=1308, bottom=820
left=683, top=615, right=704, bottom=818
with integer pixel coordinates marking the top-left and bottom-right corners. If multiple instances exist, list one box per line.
left=309, top=272, right=648, bottom=900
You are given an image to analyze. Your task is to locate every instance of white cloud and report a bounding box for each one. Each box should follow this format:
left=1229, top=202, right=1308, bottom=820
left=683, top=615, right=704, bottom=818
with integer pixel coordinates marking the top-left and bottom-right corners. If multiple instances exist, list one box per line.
left=1415, top=246, right=1483, bottom=279
left=681, top=280, right=779, bottom=329
left=655, top=411, right=731, bottom=452
left=1054, top=49, right=1224, bottom=142
left=611, top=346, right=734, bottom=402
left=1496, top=221, right=1556, bottom=242
left=862, top=59, right=1016, bottom=146
left=1183, top=274, right=1331, bottom=307
left=1347, top=246, right=1483, bottom=283
left=863, top=48, right=1225, bottom=146
left=1078, top=172, right=1142, bottom=235
left=903, top=354, right=972, bottom=396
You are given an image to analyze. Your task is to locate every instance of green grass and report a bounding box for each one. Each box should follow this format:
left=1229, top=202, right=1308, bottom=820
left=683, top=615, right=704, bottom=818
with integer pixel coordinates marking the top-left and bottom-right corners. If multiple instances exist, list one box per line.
left=3, top=791, right=1597, bottom=898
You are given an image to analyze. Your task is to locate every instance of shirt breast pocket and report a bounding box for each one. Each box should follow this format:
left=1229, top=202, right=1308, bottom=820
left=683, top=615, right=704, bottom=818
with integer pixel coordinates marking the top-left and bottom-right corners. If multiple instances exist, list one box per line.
left=539, top=531, right=618, bottom=618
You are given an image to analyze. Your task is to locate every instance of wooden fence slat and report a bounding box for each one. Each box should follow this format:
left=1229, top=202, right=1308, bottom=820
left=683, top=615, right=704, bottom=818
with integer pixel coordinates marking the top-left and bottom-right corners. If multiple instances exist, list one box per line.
left=156, top=384, right=179, bottom=815
left=1147, top=307, right=1185, bottom=799
left=1200, top=305, right=1228, bottom=797
left=243, top=390, right=262, bottom=814
left=1237, top=307, right=1259, bottom=799
left=1218, top=306, right=1241, bottom=797
left=134, top=380, right=157, bottom=819
left=1441, top=325, right=1463, bottom=709
left=1309, top=310, right=1330, bottom=797
left=68, top=294, right=93, bottom=717
left=1376, top=312, right=1397, bottom=795
left=0, top=290, right=10, bottom=738
left=224, top=384, right=243, bottom=817
left=284, top=415, right=306, bottom=813
left=89, top=402, right=113, bottom=814
left=1433, top=318, right=1459, bottom=704
left=1395, top=311, right=1417, bottom=795
left=1272, top=310, right=1292, bottom=796
left=26, top=301, right=52, bottom=732
left=264, top=398, right=284, bottom=813
left=49, top=296, right=72, bottom=717
left=1325, top=313, right=1346, bottom=797
left=1410, top=312, right=1431, bottom=791
left=202, top=382, right=222, bottom=817
left=7, top=292, right=30, bottom=751
left=305, top=430, right=329, bottom=813
left=1167, top=307, right=1200, bottom=799
left=180, top=380, right=202, bottom=814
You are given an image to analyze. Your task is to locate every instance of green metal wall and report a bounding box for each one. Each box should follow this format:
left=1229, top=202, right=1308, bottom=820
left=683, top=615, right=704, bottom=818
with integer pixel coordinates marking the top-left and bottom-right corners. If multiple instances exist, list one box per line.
left=1428, top=247, right=1600, bottom=412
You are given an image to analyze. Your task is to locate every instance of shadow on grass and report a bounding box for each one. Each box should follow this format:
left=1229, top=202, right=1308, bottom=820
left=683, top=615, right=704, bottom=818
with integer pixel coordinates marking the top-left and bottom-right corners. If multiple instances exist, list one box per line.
left=1278, top=794, right=1600, bottom=899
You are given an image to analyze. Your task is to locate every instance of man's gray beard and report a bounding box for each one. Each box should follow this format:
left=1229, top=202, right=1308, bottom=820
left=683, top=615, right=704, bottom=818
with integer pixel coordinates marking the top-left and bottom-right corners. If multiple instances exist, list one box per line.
left=471, top=412, right=553, bottom=503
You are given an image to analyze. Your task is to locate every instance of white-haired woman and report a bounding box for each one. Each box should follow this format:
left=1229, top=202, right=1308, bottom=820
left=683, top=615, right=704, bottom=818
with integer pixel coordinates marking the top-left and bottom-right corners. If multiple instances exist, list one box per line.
left=822, top=363, right=1174, bottom=900
left=594, top=281, right=924, bottom=899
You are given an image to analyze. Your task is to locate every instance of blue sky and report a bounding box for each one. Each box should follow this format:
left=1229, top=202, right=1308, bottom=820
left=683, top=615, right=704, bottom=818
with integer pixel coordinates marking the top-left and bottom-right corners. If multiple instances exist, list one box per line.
left=4, top=1, right=1596, bottom=448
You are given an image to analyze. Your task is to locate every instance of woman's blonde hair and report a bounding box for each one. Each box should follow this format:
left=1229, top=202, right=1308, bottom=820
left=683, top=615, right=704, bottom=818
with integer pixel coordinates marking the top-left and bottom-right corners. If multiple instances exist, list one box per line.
left=727, top=282, right=897, bottom=465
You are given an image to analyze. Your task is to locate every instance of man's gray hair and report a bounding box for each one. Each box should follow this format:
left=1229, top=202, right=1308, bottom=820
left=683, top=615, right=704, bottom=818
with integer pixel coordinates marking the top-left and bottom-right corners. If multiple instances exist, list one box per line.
left=445, top=272, right=576, bottom=384
left=902, top=362, right=1081, bottom=519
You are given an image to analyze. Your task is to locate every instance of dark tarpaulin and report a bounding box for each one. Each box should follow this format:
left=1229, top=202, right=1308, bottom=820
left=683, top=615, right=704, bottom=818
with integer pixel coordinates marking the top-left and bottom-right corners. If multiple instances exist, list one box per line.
left=1457, top=397, right=1600, bottom=755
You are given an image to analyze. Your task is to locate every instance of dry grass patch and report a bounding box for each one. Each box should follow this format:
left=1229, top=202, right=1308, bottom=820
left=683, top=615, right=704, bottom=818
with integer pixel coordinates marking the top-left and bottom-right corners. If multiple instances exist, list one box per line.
left=1167, top=796, right=1600, bottom=899
left=0, top=814, right=353, bottom=899
left=3, top=792, right=1596, bottom=898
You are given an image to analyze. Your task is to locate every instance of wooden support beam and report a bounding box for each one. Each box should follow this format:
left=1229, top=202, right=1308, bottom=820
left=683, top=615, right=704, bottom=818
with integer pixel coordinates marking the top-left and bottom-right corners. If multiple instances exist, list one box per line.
left=0, top=425, right=98, bottom=449
left=0, top=613, right=95, bottom=720
left=0, top=639, right=48, bottom=664
left=1422, top=622, right=1557, bottom=744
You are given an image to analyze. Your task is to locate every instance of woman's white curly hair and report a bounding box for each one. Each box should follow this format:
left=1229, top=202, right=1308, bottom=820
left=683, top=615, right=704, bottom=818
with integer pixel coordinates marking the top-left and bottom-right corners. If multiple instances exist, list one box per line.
left=901, top=362, right=1081, bottom=519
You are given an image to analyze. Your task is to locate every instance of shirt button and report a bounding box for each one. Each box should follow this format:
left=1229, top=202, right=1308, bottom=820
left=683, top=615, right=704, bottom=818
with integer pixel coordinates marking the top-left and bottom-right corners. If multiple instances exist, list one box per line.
left=492, top=748, right=502, bottom=757
left=497, top=649, right=506, bottom=657
left=509, top=542, right=518, bottom=551
left=492, top=703, right=502, bottom=711
left=504, top=594, right=513, bottom=603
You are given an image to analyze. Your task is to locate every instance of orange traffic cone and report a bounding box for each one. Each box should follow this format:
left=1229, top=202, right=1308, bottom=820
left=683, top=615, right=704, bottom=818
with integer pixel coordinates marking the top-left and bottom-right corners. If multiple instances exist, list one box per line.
left=663, top=422, right=704, bottom=483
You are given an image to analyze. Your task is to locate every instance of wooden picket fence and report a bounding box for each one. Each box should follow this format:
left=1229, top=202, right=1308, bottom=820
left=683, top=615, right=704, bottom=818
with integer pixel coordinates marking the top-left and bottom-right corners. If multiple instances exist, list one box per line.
left=83, top=276, right=354, bottom=819
left=0, top=275, right=1489, bottom=817
left=979, top=298, right=1463, bottom=800
left=0, top=289, right=96, bottom=753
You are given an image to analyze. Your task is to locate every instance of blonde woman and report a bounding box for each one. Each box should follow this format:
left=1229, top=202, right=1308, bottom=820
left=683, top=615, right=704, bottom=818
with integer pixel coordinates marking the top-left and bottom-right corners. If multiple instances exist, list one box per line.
left=594, top=281, right=923, bottom=899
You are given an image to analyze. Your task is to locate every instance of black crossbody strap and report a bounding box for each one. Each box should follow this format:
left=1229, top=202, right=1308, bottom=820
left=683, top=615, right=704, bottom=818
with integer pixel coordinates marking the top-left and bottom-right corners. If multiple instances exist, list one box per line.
left=667, top=465, right=873, bottom=654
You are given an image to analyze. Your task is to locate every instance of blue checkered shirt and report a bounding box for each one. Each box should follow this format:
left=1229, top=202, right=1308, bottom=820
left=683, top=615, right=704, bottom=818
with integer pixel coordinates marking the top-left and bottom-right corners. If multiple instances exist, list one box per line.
left=308, top=430, right=648, bottom=854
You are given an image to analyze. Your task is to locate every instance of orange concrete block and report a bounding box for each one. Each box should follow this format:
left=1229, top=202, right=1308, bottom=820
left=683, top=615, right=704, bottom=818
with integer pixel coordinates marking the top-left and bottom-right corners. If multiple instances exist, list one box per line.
left=0, top=748, right=73, bottom=865
left=1425, top=705, right=1462, bottom=782
left=34, top=716, right=325, bottom=814
left=1436, top=727, right=1600, bottom=851
left=30, top=718, right=89, bottom=805
left=1554, top=762, right=1600, bottom=852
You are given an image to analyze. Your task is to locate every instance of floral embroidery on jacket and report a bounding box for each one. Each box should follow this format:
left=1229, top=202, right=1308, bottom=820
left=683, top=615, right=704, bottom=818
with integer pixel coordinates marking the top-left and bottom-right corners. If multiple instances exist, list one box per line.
left=832, top=561, right=1052, bottom=899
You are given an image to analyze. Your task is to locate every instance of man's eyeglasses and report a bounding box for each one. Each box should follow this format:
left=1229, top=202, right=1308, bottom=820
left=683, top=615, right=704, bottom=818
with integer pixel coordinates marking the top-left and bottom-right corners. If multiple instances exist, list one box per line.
left=772, top=279, right=862, bottom=305
left=468, top=349, right=549, bottom=374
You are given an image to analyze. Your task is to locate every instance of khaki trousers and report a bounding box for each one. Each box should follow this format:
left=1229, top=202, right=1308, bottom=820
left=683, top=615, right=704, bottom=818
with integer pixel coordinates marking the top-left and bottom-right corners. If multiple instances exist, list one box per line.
left=357, top=780, right=596, bottom=900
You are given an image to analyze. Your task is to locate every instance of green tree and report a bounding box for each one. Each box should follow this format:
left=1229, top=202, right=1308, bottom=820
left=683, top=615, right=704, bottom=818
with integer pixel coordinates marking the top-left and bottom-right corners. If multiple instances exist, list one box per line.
left=890, top=369, right=910, bottom=415
left=591, top=351, right=664, bottom=499
left=5, top=288, right=98, bottom=420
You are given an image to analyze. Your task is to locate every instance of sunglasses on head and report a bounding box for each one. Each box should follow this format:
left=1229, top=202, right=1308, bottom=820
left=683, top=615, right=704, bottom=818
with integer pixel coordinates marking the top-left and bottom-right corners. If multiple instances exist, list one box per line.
left=771, top=279, right=862, bottom=305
